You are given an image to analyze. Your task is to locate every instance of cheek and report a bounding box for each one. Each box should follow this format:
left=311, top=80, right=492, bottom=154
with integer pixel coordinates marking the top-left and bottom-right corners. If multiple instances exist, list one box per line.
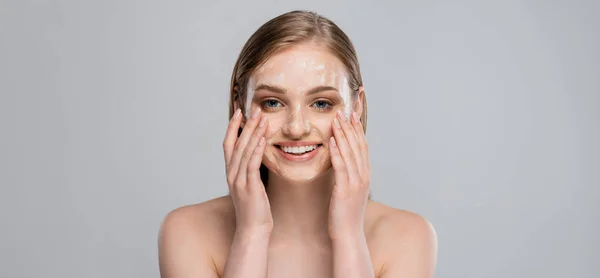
left=308, top=116, right=335, bottom=137
left=263, top=114, right=286, bottom=137
left=243, top=102, right=258, bottom=120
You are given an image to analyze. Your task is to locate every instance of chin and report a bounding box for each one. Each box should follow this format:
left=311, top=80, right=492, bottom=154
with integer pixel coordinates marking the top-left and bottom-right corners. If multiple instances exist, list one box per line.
left=273, top=166, right=326, bottom=183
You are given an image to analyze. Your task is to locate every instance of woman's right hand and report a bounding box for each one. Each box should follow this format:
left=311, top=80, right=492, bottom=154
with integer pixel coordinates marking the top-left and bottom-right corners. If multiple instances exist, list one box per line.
left=223, top=107, right=273, bottom=234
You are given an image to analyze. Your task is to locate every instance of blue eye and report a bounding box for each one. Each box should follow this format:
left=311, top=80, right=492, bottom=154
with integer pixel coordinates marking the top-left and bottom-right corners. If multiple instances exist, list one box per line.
left=261, top=99, right=283, bottom=110
left=312, top=100, right=332, bottom=111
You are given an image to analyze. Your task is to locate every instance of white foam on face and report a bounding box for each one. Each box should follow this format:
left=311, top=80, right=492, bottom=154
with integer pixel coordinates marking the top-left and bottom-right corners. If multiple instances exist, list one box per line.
left=245, top=77, right=257, bottom=118
left=245, top=72, right=353, bottom=121
left=275, top=72, right=286, bottom=84
left=240, top=45, right=354, bottom=185
left=304, top=119, right=311, bottom=131
left=256, top=60, right=275, bottom=74
left=245, top=53, right=354, bottom=132
left=338, top=73, right=353, bottom=118
left=319, top=74, right=326, bottom=85
left=282, top=104, right=311, bottom=134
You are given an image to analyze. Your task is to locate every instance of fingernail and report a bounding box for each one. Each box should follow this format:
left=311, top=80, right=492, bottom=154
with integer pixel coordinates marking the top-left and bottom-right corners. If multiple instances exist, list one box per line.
left=337, top=110, right=345, bottom=120
left=330, top=137, right=337, bottom=147
left=352, top=112, right=359, bottom=123
left=234, top=109, right=241, bottom=119
left=259, top=137, right=265, bottom=146
left=333, top=117, right=341, bottom=128
left=259, top=117, right=266, bottom=127
left=253, top=107, right=261, bottom=119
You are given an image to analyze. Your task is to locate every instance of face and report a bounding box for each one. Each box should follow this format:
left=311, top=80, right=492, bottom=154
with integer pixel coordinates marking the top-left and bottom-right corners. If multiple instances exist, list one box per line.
left=239, top=43, right=360, bottom=182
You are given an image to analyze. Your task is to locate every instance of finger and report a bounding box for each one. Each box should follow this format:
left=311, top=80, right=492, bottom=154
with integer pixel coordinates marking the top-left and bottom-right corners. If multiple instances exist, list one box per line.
left=332, top=114, right=360, bottom=185
left=223, top=108, right=243, bottom=167
left=329, top=136, right=348, bottom=186
left=350, top=111, right=370, bottom=173
left=236, top=117, right=268, bottom=188
left=337, top=110, right=364, bottom=176
left=228, top=107, right=263, bottom=180
left=247, top=136, right=267, bottom=185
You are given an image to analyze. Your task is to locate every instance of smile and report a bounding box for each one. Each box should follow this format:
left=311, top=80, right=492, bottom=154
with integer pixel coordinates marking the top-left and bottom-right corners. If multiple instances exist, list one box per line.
left=279, top=145, right=319, bottom=154
left=273, top=143, right=323, bottom=161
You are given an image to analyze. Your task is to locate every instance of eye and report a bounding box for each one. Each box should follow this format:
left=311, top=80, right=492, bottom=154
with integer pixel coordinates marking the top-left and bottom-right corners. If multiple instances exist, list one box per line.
left=261, top=99, right=283, bottom=111
left=312, top=100, right=333, bottom=112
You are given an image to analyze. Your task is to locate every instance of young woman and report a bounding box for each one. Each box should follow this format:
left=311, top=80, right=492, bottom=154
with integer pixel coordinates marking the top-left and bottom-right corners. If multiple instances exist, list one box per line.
left=158, top=10, right=437, bottom=278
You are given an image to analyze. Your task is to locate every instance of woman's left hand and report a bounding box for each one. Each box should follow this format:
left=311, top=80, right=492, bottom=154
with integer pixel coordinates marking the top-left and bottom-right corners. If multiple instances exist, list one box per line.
left=328, top=110, right=372, bottom=240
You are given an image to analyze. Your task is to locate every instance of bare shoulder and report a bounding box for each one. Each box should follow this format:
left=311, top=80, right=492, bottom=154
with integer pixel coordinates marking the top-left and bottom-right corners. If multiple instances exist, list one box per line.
left=158, top=196, right=235, bottom=278
left=366, top=200, right=438, bottom=278
left=366, top=200, right=437, bottom=241
left=159, top=195, right=236, bottom=241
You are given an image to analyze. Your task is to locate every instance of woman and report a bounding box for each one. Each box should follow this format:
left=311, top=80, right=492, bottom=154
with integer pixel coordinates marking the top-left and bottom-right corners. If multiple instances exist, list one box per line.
left=158, top=10, right=437, bottom=278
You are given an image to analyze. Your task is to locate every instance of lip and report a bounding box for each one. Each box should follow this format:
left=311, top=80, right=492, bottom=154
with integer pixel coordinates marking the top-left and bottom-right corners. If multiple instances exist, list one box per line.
left=273, top=143, right=323, bottom=162
left=274, top=141, right=322, bottom=147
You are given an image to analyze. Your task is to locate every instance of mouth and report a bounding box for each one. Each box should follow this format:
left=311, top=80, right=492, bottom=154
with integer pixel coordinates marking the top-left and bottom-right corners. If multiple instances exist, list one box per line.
left=273, top=143, right=324, bottom=161
left=276, top=144, right=322, bottom=154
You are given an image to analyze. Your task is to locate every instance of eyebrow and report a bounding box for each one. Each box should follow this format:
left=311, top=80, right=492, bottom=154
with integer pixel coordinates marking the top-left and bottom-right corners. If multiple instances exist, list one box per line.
left=254, top=84, right=338, bottom=95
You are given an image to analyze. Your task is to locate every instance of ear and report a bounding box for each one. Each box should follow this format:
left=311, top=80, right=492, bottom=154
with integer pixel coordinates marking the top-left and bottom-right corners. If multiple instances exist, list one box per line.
left=353, top=85, right=365, bottom=119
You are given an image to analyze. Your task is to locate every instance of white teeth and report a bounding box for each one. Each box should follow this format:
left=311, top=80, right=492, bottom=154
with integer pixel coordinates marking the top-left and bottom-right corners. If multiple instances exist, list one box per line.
left=280, top=145, right=318, bottom=154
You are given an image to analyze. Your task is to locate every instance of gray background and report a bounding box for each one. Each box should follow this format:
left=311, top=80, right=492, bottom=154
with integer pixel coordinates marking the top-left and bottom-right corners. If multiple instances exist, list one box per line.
left=1, top=0, right=598, bottom=277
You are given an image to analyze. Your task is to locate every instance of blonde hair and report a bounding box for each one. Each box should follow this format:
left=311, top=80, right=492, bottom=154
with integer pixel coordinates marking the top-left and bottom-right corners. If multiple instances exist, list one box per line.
left=228, top=10, right=368, bottom=184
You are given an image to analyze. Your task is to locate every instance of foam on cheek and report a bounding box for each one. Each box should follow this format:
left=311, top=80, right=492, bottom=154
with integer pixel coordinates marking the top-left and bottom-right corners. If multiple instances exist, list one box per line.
left=324, top=70, right=353, bottom=118
left=246, top=57, right=354, bottom=138
left=338, top=73, right=353, bottom=118
left=245, top=77, right=256, bottom=118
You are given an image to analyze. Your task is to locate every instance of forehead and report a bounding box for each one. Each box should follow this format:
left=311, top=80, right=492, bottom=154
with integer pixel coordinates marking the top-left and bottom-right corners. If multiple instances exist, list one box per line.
left=252, top=43, right=346, bottom=83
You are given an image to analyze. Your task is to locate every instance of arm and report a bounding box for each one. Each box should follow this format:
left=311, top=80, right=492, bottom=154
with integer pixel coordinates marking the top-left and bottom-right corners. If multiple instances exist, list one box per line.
left=221, top=229, right=271, bottom=278
left=223, top=108, right=273, bottom=278
left=328, top=110, right=376, bottom=278
left=221, top=107, right=272, bottom=278
left=160, top=108, right=272, bottom=277
left=328, top=110, right=438, bottom=278
left=332, top=233, right=376, bottom=278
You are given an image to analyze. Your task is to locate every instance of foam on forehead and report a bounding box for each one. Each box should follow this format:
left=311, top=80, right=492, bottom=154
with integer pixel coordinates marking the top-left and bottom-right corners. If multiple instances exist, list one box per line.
left=244, top=54, right=354, bottom=118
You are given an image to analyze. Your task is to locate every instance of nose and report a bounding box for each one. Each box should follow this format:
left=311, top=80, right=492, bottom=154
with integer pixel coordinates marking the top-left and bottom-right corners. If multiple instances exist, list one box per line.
left=281, top=105, right=310, bottom=138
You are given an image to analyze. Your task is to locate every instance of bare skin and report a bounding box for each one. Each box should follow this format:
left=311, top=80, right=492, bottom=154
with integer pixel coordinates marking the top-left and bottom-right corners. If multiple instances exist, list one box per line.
left=158, top=43, right=437, bottom=278
left=159, top=196, right=437, bottom=278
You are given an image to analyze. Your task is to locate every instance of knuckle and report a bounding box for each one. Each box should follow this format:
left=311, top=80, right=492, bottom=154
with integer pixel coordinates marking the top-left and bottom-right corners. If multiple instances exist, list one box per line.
left=247, top=159, right=257, bottom=169
left=359, top=177, right=368, bottom=185
left=245, top=182, right=257, bottom=192
left=234, top=177, right=245, bottom=188
left=348, top=153, right=356, bottom=161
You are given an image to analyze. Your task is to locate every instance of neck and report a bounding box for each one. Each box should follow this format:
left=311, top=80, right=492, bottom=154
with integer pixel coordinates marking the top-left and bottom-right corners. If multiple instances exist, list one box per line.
left=266, top=169, right=334, bottom=241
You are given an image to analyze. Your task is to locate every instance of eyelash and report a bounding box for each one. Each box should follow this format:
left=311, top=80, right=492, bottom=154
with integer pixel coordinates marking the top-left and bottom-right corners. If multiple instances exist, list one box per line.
left=259, top=99, right=334, bottom=112
left=312, top=100, right=333, bottom=112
